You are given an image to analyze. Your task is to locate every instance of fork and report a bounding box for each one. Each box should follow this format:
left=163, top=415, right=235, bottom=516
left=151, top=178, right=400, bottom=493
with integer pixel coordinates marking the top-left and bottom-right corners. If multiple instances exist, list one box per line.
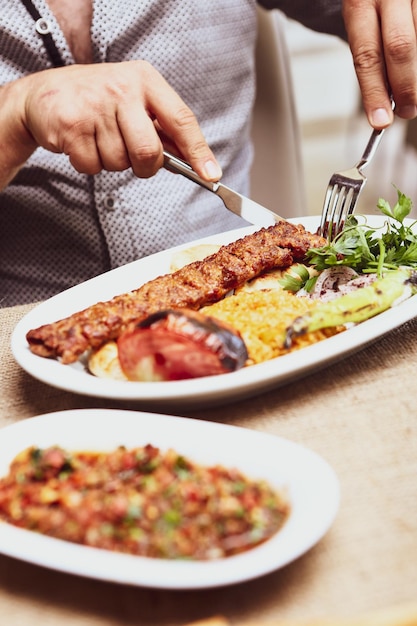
left=318, top=125, right=387, bottom=240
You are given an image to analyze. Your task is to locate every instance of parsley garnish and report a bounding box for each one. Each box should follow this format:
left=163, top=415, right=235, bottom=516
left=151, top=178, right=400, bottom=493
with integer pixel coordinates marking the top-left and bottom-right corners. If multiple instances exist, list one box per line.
left=278, top=264, right=317, bottom=293
left=307, top=189, right=417, bottom=276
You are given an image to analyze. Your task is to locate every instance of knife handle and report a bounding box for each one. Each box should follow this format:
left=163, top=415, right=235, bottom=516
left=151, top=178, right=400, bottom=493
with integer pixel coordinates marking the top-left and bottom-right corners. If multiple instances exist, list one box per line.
left=163, top=151, right=220, bottom=193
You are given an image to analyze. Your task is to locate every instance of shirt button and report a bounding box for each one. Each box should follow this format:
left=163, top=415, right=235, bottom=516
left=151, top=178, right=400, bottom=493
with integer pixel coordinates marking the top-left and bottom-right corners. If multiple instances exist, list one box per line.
left=35, top=18, right=51, bottom=35
left=103, top=195, right=116, bottom=211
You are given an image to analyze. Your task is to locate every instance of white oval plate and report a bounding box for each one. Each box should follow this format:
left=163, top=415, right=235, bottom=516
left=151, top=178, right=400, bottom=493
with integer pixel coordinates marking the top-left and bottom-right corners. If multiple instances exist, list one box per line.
left=0, top=409, right=340, bottom=589
left=11, top=216, right=417, bottom=408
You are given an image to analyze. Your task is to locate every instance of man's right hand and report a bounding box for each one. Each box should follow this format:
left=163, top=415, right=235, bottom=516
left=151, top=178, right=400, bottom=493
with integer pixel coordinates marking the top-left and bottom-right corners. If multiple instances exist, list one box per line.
left=0, top=60, right=222, bottom=189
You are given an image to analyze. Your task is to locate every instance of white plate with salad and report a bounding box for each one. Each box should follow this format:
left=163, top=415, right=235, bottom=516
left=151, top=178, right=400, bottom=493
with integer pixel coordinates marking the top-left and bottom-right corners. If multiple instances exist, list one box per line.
left=11, top=196, right=417, bottom=408
left=0, top=408, right=340, bottom=589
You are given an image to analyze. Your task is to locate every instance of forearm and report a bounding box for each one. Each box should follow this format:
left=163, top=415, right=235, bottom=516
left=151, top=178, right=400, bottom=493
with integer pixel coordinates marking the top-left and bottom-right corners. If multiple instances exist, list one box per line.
left=0, top=78, right=37, bottom=190
left=258, top=0, right=347, bottom=40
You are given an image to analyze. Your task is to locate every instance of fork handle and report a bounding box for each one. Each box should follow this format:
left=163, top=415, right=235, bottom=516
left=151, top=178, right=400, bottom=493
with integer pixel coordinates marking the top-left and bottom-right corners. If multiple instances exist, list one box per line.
left=356, top=127, right=386, bottom=174
left=357, top=93, right=395, bottom=173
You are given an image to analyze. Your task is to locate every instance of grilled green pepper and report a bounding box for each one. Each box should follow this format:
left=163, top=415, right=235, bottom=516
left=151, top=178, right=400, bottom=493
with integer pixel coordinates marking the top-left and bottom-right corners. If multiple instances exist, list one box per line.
left=285, top=269, right=417, bottom=348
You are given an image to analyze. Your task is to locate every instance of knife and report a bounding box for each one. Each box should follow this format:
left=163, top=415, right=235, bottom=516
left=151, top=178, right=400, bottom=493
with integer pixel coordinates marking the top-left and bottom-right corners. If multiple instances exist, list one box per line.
left=163, top=150, right=286, bottom=228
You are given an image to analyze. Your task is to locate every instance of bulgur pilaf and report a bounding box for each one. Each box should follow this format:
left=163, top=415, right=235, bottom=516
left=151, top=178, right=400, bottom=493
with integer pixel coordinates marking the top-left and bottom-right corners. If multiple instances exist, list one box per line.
left=201, top=288, right=342, bottom=365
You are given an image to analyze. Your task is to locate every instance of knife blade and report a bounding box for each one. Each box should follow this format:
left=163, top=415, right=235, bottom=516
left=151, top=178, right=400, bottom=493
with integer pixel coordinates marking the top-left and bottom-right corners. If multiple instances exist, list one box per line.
left=163, top=150, right=286, bottom=228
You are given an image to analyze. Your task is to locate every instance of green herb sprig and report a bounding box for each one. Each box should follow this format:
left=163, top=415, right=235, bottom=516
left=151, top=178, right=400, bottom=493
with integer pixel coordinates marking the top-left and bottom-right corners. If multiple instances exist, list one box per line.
left=307, top=189, right=417, bottom=276
left=278, top=263, right=318, bottom=293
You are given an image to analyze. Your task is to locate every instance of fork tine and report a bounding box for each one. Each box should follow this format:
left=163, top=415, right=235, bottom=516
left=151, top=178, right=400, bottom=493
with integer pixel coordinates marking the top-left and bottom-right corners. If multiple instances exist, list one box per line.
left=319, top=183, right=357, bottom=239
left=329, top=185, right=347, bottom=235
left=335, top=178, right=367, bottom=236
left=337, top=187, right=360, bottom=234
left=319, top=182, right=340, bottom=238
left=320, top=177, right=366, bottom=239
left=332, top=185, right=354, bottom=236
left=319, top=122, right=388, bottom=241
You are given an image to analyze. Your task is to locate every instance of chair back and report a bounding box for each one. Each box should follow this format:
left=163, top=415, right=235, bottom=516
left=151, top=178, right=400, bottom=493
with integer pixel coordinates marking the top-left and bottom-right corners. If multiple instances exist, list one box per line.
left=250, top=8, right=306, bottom=217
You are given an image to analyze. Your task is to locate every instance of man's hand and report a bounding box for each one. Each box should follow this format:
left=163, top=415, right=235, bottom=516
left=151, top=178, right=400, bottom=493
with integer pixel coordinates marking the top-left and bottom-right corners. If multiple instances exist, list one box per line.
left=343, top=0, right=417, bottom=128
left=0, top=60, right=222, bottom=188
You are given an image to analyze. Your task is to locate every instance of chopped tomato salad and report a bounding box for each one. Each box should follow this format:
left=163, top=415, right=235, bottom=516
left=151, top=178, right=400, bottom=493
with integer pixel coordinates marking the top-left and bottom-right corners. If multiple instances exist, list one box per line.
left=0, top=444, right=290, bottom=560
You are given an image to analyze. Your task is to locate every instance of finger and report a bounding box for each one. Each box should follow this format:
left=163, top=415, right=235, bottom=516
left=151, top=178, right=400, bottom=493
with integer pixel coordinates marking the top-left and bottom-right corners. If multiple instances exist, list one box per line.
left=155, top=126, right=179, bottom=156
left=64, top=74, right=158, bottom=176
left=116, top=105, right=164, bottom=178
left=94, top=112, right=132, bottom=172
left=343, top=0, right=394, bottom=128
left=27, top=88, right=105, bottom=174
left=60, top=121, right=104, bottom=175
left=142, top=63, right=222, bottom=181
left=67, top=138, right=103, bottom=175
left=60, top=92, right=143, bottom=175
left=380, top=0, right=417, bottom=120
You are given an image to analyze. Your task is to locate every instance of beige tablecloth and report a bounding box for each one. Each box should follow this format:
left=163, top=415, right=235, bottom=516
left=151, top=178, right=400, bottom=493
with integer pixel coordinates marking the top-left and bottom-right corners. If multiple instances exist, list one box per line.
left=1, top=303, right=416, bottom=626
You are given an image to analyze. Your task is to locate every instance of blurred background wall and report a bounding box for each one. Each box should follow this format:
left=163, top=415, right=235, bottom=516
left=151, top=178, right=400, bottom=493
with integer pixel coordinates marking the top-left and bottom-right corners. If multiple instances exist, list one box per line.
left=286, top=18, right=417, bottom=217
